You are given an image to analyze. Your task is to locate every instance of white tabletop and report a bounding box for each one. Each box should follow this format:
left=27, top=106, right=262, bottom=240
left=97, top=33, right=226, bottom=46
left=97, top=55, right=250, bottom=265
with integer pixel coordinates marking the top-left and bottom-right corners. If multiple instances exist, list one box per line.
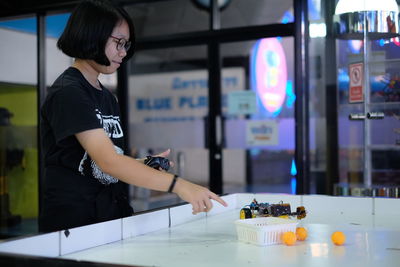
left=60, top=208, right=400, bottom=267
left=1, top=194, right=399, bottom=267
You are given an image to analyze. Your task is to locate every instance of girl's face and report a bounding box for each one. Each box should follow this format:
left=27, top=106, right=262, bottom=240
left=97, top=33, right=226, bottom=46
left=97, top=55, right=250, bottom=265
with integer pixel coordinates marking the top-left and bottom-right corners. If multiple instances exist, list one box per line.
left=93, top=19, right=130, bottom=75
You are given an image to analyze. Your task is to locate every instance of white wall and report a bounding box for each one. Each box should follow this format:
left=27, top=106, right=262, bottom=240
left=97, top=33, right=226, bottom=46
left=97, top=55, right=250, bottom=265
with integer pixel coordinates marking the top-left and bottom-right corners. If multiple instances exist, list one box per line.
left=0, top=28, right=116, bottom=87
left=0, top=28, right=72, bottom=85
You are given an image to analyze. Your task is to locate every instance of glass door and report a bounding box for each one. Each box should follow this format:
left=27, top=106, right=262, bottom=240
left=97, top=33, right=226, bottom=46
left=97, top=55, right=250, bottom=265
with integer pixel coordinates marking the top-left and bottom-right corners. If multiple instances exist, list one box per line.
left=336, top=38, right=366, bottom=194
left=367, top=37, right=400, bottom=197
left=128, top=45, right=209, bottom=211
left=0, top=17, right=38, bottom=237
left=334, top=0, right=400, bottom=197
left=222, top=37, right=296, bottom=194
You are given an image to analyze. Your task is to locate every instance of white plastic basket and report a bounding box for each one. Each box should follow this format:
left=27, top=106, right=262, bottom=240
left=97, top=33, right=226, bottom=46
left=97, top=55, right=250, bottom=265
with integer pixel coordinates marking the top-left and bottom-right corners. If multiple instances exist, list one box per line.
left=235, top=217, right=298, bottom=246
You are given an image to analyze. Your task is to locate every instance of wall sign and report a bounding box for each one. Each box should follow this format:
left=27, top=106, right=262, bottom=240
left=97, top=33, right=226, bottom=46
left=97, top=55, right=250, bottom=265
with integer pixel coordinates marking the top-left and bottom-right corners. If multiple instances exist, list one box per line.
left=129, top=68, right=245, bottom=123
left=246, top=120, right=278, bottom=146
left=227, top=90, right=257, bottom=115
left=349, top=62, right=364, bottom=103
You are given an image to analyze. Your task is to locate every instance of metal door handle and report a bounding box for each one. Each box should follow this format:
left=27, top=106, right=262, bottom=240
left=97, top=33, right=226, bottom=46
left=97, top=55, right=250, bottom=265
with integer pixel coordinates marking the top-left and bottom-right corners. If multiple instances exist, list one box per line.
left=366, top=112, right=384, bottom=119
left=349, top=113, right=365, bottom=120
left=349, top=112, right=385, bottom=120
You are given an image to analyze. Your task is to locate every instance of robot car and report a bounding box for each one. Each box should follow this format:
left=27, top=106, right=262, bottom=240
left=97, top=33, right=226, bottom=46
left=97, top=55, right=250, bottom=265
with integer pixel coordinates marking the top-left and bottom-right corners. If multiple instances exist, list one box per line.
left=240, top=199, right=306, bottom=220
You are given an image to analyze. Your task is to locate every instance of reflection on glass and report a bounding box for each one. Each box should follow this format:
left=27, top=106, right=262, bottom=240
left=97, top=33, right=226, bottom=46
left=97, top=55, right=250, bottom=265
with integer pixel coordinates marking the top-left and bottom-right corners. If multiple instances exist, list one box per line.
left=222, top=38, right=295, bottom=194
left=128, top=46, right=208, bottom=211
left=45, top=14, right=73, bottom=87
left=221, top=0, right=294, bottom=28
left=335, top=12, right=400, bottom=196
left=0, top=17, right=38, bottom=237
left=125, top=0, right=208, bottom=38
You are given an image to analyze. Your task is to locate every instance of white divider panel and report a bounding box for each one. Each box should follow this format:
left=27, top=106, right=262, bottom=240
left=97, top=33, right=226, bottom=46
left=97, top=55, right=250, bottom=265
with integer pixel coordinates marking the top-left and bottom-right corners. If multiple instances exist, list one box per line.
left=60, top=218, right=121, bottom=255
left=122, top=209, right=169, bottom=239
left=374, top=198, right=400, bottom=229
left=206, top=194, right=237, bottom=217
left=302, top=195, right=374, bottom=226
left=235, top=193, right=256, bottom=208
left=253, top=193, right=302, bottom=208
left=0, top=232, right=59, bottom=257
left=169, top=203, right=206, bottom=227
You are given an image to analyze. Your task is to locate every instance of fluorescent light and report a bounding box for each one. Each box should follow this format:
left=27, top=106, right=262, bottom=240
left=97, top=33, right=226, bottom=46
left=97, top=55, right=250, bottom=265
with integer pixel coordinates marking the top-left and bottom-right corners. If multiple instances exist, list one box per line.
left=335, top=0, right=399, bottom=15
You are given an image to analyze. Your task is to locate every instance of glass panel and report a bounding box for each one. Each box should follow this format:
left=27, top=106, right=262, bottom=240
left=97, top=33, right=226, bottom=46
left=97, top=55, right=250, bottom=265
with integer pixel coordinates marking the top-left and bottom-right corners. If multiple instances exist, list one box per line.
left=308, top=0, right=326, bottom=194
left=368, top=37, right=400, bottom=195
left=221, top=0, right=294, bottom=29
left=125, top=0, right=208, bottom=38
left=335, top=0, right=400, bottom=197
left=0, top=17, right=38, bottom=238
left=336, top=39, right=365, bottom=189
left=222, top=37, right=295, bottom=194
left=45, top=14, right=72, bottom=88
left=128, top=45, right=208, bottom=211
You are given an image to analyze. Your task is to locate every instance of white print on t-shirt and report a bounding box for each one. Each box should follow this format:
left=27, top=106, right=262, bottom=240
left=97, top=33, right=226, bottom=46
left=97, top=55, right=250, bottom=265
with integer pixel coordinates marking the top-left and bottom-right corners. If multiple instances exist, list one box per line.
left=78, top=145, right=123, bottom=185
left=77, top=109, right=124, bottom=184
left=95, top=109, right=123, bottom=139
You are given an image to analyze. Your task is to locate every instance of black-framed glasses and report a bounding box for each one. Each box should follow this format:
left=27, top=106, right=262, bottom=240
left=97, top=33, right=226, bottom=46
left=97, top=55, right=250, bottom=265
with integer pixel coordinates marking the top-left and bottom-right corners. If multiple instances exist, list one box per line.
left=110, top=36, right=131, bottom=52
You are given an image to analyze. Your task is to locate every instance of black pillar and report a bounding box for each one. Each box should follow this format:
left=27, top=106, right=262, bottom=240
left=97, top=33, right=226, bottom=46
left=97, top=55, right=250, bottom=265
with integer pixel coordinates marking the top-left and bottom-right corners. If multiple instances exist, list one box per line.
left=117, top=62, right=130, bottom=154
left=207, top=0, right=223, bottom=194
left=37, top=13, right=46, bottom=214
left=294, top=0, right=310, bottom=195
left=324, top=0, right=339, bottom=195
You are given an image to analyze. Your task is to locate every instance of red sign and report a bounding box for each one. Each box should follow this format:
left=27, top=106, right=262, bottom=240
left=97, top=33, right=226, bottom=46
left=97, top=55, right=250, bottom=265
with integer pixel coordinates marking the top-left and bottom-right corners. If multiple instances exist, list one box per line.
left=349, top=63, right=364, bottom=103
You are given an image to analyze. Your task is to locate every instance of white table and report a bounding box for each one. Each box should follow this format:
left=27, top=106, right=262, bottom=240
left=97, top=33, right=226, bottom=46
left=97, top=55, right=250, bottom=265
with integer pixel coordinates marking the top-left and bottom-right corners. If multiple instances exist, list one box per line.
left=1, top=193, right=400, bottom=267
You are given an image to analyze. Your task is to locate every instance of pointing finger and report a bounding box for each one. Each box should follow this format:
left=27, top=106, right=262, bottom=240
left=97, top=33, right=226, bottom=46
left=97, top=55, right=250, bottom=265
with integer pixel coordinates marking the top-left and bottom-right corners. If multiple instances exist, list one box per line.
left=209, top=192, right=228, bottom=207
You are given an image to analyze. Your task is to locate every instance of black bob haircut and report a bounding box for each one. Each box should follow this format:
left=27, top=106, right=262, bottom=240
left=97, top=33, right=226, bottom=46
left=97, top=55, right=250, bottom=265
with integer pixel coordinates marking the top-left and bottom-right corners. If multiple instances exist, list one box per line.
left=57, top=0, right=135, bottom=66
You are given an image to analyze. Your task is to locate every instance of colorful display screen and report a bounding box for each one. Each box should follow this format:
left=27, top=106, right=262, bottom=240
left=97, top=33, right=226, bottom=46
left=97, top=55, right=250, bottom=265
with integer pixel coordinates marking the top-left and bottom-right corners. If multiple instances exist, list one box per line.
left=251, top=38, right=288, bottom=115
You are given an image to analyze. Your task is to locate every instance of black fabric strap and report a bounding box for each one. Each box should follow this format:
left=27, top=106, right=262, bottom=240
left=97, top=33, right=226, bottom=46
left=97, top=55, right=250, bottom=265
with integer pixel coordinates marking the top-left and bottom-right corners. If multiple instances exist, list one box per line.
left=168, top=174, right=179, bottom=193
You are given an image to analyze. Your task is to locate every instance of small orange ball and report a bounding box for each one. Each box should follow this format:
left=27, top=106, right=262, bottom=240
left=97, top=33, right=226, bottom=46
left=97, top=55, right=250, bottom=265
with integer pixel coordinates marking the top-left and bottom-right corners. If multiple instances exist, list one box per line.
left=296, top=227, right=308, bottom=241
left=331, top=231, right=346, bottom=246
left=282, top=231, right=297, bottom=246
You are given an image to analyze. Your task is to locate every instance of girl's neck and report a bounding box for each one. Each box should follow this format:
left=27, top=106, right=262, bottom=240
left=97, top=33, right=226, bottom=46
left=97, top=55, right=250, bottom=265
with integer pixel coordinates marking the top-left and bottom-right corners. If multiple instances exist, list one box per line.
left=72, top=59, right=101, bottom=90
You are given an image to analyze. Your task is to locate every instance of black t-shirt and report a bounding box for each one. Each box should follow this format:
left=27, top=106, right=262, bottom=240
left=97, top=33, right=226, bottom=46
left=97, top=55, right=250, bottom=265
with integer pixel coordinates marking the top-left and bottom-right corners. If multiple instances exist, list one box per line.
left=39, top=67, right=133, bottom=232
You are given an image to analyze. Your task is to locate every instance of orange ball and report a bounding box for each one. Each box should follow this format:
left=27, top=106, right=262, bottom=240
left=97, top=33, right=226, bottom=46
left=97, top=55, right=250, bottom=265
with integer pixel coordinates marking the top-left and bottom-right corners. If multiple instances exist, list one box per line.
left=331, top=231, right=346, bottom=246
left=282, top=231, right=297, bottom=246
left=296, top=227, right=308, bottom=241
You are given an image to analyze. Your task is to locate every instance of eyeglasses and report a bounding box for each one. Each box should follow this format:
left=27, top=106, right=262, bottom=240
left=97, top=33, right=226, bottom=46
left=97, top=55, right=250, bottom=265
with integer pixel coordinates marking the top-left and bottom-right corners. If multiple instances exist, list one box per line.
left=110, top=36, right=131, bottom=52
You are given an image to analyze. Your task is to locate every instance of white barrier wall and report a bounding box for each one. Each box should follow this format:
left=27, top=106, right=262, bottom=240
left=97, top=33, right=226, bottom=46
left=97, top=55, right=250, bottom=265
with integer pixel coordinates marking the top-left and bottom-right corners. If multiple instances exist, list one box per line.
left=0, top=194, right=399, bottom=258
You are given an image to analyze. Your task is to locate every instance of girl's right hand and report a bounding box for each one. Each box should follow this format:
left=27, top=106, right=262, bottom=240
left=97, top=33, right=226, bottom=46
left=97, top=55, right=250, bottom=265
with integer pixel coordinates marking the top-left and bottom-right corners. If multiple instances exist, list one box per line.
left=173, top=178, right=228, bottom=214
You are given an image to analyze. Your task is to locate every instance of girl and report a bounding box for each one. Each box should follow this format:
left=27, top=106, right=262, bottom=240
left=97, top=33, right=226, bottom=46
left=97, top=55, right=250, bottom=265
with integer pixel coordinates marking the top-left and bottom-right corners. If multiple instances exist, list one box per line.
left=39, top=0, right=227, bottom=232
